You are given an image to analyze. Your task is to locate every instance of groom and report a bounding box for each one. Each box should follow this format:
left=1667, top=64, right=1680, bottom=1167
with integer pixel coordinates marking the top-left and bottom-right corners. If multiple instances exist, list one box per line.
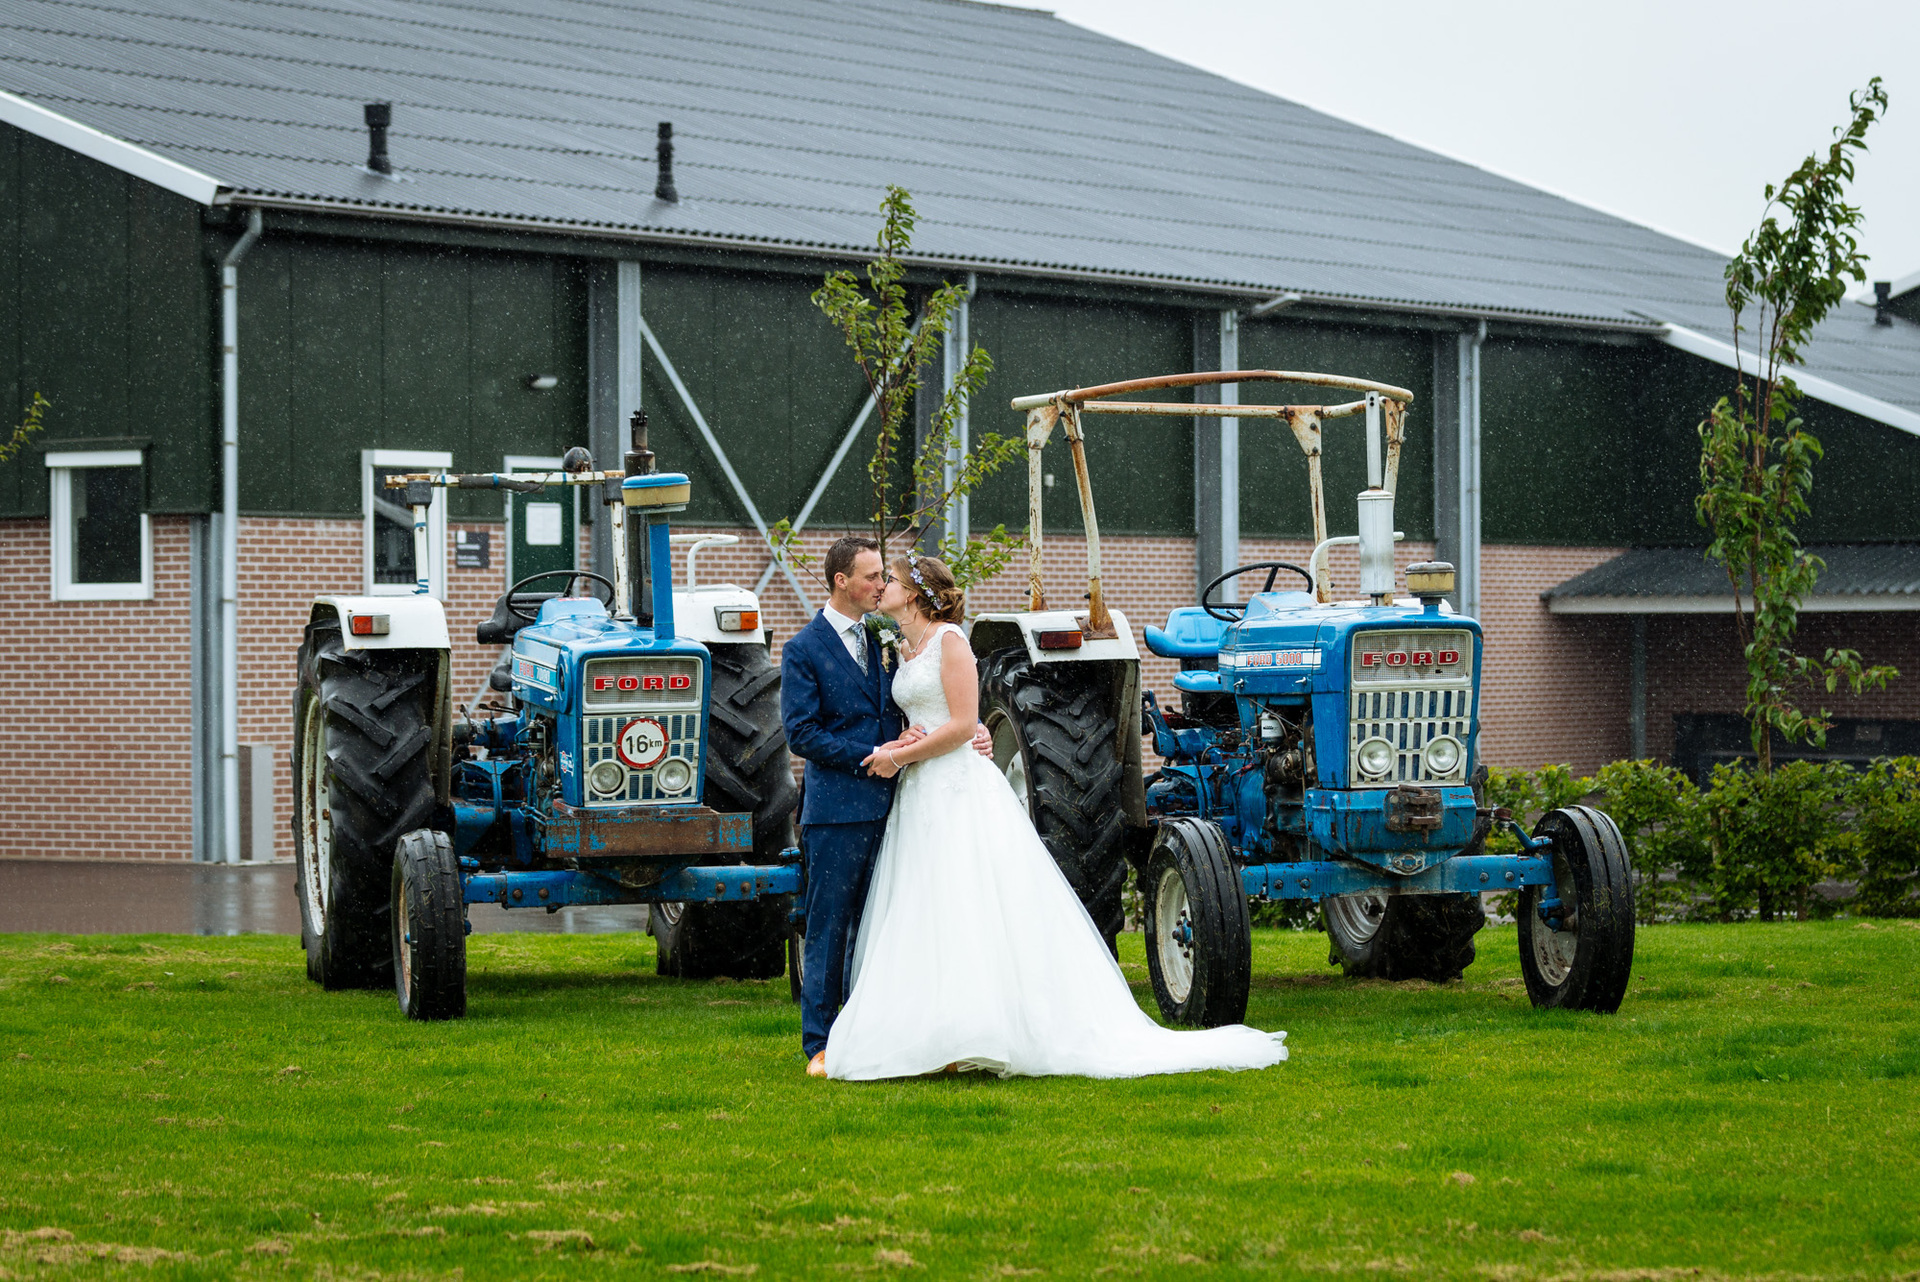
left=781, top=536, right=991, bottom=1077
left=781, top=536, right=901, bottom=1078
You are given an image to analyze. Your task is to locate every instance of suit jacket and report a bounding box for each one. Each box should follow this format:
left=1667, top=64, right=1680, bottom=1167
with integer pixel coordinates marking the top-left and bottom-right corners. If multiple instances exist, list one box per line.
left=780, top=610, right=903, bottom=826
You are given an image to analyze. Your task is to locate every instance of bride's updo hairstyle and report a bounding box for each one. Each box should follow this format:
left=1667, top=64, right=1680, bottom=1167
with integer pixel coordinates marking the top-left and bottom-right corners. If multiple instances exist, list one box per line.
left=893, top=555, right=965, bottom=624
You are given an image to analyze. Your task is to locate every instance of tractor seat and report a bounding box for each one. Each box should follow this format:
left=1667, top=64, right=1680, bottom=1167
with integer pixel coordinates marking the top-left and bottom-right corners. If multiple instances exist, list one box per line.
left=1173, top=669, right=1226, bottom=695
left=1144, top=607, right=1230, bottom=661
left=475, top=591, right=560, bottom=646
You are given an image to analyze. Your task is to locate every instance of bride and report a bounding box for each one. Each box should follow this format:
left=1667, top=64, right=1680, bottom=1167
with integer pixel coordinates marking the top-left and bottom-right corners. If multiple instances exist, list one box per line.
left=824, top=554, right=1289, bottom=1081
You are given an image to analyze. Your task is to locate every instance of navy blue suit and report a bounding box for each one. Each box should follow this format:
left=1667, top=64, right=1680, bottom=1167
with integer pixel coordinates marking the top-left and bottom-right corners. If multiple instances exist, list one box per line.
left=780, top=610, right=903, bottom=1056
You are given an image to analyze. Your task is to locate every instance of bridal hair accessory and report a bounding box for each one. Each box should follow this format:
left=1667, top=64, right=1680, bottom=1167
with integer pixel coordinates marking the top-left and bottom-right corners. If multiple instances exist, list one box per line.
left=907, top=558, right=940, bottom=608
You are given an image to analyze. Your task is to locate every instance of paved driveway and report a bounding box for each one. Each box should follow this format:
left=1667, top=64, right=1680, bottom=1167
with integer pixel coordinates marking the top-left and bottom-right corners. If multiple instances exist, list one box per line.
left=0, top=859, right=652, bottom=936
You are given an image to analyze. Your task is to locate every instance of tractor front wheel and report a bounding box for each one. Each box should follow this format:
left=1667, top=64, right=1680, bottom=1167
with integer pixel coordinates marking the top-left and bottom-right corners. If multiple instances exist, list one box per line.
left=391, top=829, right=466, bottom=1020
left=1142, top=819, right=1251, bottom=1027
left=292, top=617, right=439, bottom=990
left=1325, top=891, right=1485, bottom=983
left=1518, top=806, right=1635, bottom=1012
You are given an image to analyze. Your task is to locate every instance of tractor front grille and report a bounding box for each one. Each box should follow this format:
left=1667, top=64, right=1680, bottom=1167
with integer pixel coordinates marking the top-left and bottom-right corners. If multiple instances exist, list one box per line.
left=583, top=713, right=702, bottom=805
left=1348, top=628, right=1474, bottom=788
left=1349, top=685, right=1473, bottom=787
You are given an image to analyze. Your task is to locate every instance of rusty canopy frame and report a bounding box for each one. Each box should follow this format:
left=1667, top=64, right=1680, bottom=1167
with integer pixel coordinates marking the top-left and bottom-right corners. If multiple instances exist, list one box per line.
left=1008, top=370, right=1415, bottom=632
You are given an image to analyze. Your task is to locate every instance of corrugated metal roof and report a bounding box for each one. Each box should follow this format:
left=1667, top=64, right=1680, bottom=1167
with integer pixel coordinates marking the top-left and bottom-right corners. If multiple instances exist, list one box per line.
left=3, top=0, right=1917, bottom=412
left=1543, top=544, right=1920, bottom=605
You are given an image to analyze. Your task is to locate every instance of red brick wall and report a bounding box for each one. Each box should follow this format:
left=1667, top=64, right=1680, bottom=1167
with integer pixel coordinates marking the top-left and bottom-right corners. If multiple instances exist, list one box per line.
left=1476, top=545, right=1632, bottom=773
left=0, top=517, right=196, bottom=860
left=1643, top=611, right=1920, bottom=761
left=239, top=517, right=520, bottom=861
left=11, top=510, right=1916, bottom=862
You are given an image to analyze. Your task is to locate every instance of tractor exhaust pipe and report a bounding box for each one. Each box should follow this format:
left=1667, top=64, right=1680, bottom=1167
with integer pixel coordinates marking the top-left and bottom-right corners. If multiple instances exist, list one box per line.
left=619, top=411, right=689, bottom=642
left=1357, top=391, right=1395, bottom=605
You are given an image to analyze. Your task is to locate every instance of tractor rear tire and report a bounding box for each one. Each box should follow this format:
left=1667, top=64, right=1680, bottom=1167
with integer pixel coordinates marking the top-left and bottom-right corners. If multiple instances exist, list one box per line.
left=650, top=899, right=787, bottom=980
left=1142, top=819, right=1252, bottom=1027
left=1325, top=891, right=1485, bottom=983
left=291, top=617, right=439, bottom=990
left=980, top=647, right=1130, bottom=953
left=391, top=829, right=466, bottom=1020
left=650, top=642, right=794, bottom=981
left=1518, top=806, right=1635, bottom=1013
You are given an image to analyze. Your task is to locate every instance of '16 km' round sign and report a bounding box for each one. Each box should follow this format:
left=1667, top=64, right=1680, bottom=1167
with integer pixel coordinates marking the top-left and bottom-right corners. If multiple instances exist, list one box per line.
left=617, top=717, right=669, bottom=769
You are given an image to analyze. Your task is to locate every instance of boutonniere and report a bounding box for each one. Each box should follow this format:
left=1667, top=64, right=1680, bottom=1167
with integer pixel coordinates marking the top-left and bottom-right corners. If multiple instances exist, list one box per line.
left=864, top=614, right=902, bottom=671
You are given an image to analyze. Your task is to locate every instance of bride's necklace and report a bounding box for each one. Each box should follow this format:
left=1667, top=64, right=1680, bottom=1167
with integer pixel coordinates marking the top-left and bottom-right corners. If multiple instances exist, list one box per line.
left=901, top=618, right=937, bottom=659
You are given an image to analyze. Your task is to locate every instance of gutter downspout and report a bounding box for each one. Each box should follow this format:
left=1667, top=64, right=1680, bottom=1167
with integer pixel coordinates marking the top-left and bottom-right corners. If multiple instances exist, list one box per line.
left=219, top=208, right=262, bottom=863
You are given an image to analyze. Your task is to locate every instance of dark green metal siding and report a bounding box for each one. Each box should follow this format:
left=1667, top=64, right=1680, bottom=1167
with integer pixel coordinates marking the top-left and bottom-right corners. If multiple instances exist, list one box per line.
left=1480, top=337, right=1655, bottom=545
left=0, top=125, right=212, bottom=517
left=638, top=263, right=873, bottom=530
left=238, top=237, right=587, bottom=520
left=638, top=277, right=1196, bottom=538
left=1235, top=319, right=1435, bottom=541
left=1481, top=338, right=1920, bottom=547
left=965, top=291, right=1191, bottom=536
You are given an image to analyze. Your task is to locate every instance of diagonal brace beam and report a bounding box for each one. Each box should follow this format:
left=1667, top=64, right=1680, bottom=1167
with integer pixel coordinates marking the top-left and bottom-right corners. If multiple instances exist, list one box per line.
left=638, top=316, right=813, bottom=613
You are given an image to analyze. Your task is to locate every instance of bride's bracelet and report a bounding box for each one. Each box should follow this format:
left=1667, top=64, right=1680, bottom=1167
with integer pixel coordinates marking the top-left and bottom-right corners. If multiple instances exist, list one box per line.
left=887, top=748, right=902, bottom=770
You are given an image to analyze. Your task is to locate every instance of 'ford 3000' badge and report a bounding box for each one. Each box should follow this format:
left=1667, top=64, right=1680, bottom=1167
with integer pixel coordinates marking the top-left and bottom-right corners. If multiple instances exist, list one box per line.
left=618, top=718, right=668, bottom=769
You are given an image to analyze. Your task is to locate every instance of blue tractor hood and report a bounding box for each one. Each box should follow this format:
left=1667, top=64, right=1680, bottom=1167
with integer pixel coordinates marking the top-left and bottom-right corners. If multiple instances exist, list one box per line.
left=508, top=597, right=711, bottom=714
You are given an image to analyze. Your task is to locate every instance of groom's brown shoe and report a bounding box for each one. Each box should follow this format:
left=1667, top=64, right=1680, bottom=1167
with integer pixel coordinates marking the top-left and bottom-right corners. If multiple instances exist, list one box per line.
left=806, top=1051, right=827, bottom=1078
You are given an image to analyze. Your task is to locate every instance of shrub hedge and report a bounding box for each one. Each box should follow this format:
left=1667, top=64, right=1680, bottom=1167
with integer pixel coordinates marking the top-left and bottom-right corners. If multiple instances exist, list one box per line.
left=1489, top=757, right=1920, bottom=923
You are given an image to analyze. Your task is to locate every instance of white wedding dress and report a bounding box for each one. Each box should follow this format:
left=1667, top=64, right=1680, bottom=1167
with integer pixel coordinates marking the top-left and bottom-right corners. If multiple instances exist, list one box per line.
left=825, top=624, right=1288, bottom=1080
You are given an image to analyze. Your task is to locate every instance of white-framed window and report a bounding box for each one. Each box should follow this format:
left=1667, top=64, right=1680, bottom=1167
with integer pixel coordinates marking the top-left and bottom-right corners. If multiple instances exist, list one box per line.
left=362, top=449, right=451, bottom=598
left=45, top=450, right=152, bottom=601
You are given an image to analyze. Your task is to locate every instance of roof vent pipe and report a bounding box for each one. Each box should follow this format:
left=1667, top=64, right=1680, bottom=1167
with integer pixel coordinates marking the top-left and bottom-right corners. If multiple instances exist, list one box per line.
left=655, top=121, right=678, bottom=202
left=364, top=102, right=392, bottom=175
left=1875, top=280, right=1893, bottom=326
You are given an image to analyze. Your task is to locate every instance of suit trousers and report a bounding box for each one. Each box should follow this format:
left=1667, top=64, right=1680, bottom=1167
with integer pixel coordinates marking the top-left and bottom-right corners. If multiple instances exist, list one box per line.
left=799, top=818, right=889, bottom=1056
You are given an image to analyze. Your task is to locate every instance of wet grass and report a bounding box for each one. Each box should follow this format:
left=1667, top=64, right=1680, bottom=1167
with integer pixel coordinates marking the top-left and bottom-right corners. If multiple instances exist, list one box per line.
left=3, top=920, right=1919, bottom=1279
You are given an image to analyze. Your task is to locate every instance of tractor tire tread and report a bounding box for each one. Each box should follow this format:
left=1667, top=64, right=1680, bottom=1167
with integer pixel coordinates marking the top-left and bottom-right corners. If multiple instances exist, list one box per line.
left=656, top=643, right=794, bottom=981
left=980, top=648, right=1131, bottom=949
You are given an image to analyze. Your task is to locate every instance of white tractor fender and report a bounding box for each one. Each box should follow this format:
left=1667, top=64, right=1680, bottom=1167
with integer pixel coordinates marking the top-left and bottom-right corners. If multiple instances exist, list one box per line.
left=966, top=609, right=1139, bottom=666
left=670, top=583, right=770, bottom=647
left=311, top=595, right=452, bottom=651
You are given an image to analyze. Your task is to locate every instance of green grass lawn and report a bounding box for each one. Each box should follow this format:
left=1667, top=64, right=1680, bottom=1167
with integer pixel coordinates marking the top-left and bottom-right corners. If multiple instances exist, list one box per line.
left=4, top=920, right=1919, bottom=1280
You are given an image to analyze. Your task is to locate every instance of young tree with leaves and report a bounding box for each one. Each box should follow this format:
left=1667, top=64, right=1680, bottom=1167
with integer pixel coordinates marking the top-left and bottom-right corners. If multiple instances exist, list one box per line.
left=1696, top=77, right=1897, bottom=772
left=771, top=187, right=1022, bottom=590
left=0, top=393, right=49, bottom=465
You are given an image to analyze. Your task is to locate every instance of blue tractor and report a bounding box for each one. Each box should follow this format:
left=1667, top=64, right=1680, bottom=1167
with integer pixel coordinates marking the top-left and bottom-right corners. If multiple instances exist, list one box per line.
left=990, top=371, right=1635, bottom=1027
left=291, top=417, right=800, bottom=1019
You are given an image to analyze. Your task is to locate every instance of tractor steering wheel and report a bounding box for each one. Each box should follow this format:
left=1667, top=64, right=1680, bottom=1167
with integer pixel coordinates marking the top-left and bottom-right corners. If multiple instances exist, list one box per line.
left=1201, top=562, right=1315, bottom=621
left=503, top=570, right=617, bottom=623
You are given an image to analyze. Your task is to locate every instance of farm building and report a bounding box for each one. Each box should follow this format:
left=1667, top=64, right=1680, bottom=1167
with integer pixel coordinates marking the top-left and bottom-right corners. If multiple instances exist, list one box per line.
left=1, top=0, right=1918, bottom=863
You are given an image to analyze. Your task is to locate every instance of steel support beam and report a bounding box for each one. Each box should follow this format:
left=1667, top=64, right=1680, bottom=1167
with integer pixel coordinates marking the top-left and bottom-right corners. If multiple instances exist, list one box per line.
left=1433, top=326, right=1485, bottom=617
left=586, top=262, right=641, bottom=584
left=940, top=273, right=976, bottom=548
left=1193, top=309, right=1239, bottom=598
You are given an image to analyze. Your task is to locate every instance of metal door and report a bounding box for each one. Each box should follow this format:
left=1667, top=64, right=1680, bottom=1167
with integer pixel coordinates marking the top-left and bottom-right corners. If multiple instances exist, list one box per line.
left=503, top=454, right=577, bottom=584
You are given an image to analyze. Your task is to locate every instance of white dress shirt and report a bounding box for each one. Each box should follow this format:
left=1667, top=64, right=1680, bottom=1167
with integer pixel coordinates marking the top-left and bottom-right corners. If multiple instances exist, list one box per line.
left=820, top=603, right=868, bottom=668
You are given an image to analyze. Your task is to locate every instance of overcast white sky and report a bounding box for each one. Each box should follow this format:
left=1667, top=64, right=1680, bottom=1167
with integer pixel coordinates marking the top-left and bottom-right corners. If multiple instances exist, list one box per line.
left=1017, top=0, right=1920, bottom=294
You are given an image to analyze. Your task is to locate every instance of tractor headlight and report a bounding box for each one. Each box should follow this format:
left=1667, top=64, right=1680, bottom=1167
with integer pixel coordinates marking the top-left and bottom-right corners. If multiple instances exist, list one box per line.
left=1357, top=737, right=1395, bottom=779
left=589, top=759, right=626, bottom=795
left=655, top=757, right=693, bottom=795
left=1423, top=735, right=1462, bottom=776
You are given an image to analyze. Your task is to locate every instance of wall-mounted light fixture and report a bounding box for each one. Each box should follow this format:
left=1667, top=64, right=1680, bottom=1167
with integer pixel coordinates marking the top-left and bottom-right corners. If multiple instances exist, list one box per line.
left=525, top=375, right=559, bottom=391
